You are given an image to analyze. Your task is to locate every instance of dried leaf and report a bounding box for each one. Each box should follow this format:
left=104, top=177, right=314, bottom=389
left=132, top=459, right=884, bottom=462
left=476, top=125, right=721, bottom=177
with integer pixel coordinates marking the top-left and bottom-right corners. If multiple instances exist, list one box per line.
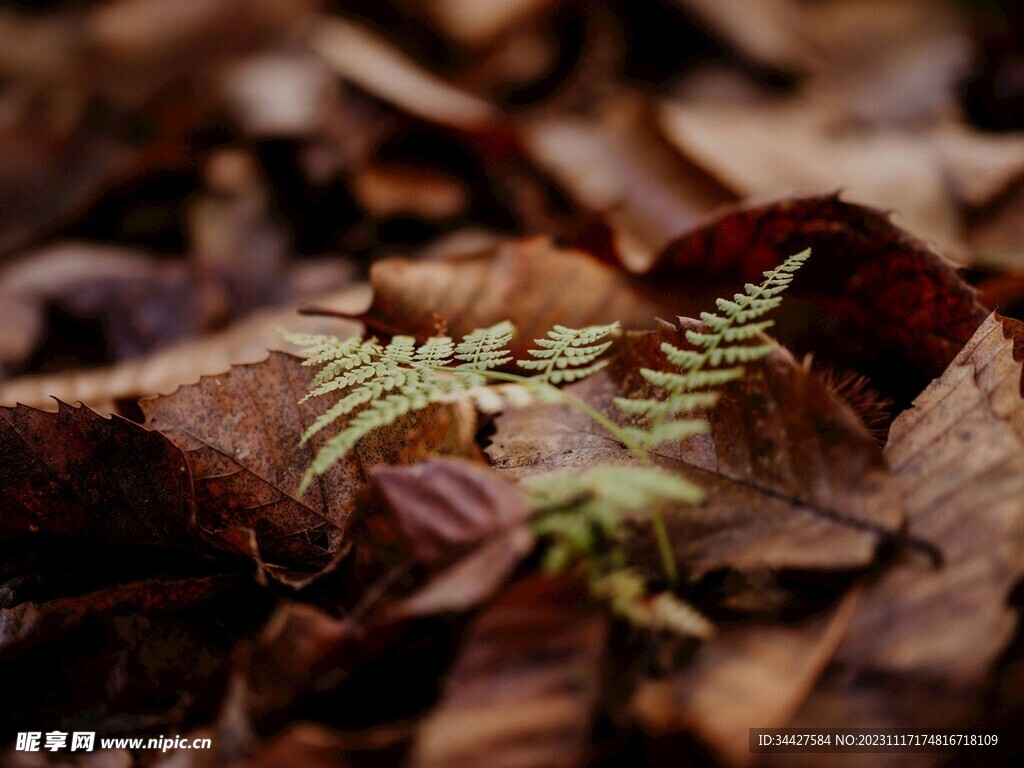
left=0, top=576, right=255, bottom=740
left=520, top=96, right=734, bottom=255
left=488, top=325, right=903, bottom=576
left=369, top=458, right=533, bottom=566
left=311, top=15, right=497, bottom=128
left=670, top=0, right=814, bottom=73
left=780, top=314, right=1024, bottom=767
left=657, top=99, right=964, bottom=254
left=0, top=293, right=366, bottom=414
left=242, top=602, right=356, bottom=720
left=0, top=575, right=239, bottom=654
left=0, top=401, right=195, bottom=544
left=142, top=352, right=474, bottom=576
left=367, top=459, right=536, bottom=618
left=0, top=242, right=204, bottom=374
left=631, top=588, right=861, bottom=768
left=422, top=0, right=559, bottom=49
left=360, top=235, right=665, bottom=358
left=409, top=576, right=607, bottom=768
left=351, top=165, right=469, bottom=221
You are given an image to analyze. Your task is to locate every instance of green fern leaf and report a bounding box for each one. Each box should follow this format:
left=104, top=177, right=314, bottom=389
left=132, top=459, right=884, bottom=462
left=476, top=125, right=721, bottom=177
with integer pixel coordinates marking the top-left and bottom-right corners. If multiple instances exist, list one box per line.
left=614, top=248, right=810, bottom=452
left=516, top=322, right=619, bottom=384
left=455, top=321, right=515, bottom=370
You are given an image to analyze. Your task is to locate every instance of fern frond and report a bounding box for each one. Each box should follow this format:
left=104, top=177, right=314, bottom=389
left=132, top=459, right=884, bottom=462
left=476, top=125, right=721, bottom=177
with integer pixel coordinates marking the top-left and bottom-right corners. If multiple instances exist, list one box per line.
left=615, top=249, right=809, bottom=448
left=526, top=465, right=704, bottom=529
left=516, top=322, right=619, bottom=384
left=290, top=319, right=623, bottom=492
left=454, top=321, right=514, bottom=371
left=527, top=467, right=713, bottom=637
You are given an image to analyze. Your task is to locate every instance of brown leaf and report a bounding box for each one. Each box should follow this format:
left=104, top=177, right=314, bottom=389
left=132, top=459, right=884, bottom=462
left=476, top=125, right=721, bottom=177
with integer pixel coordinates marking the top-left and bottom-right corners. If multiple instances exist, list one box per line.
left=242, top=602, right=356, bottom=720
left=657, top=98, right=964, bottom=254
left=0, top=293, right=366, bottom=414
left=421, top=0, right=560, bottom=50
left=142, top=352, right=475, bottom=576
left=488, top=325, right=903, bottom=576
left=0, top=401, right=195, bottom=544
left=798, top=0, right=970, bottom=126
left=0, top=242, right=204, bottom=375
left=671, top=0, right=814, bottom=73
left=779, top=313, right=1024, bottom=767
left=0, top=575, right=239, bottom=655
left=350, top=165, right=470, bottom=221
left=360, top=235, right=665, bottom=358
left=519, top=96, right=735, bottom=256
left=409, top=575, right=608, bottom=768
left=643, top=195, right=987, bottom=406
left=631, top=588, right=861, bottom=768
left=0, top=576, right=256, bottom=741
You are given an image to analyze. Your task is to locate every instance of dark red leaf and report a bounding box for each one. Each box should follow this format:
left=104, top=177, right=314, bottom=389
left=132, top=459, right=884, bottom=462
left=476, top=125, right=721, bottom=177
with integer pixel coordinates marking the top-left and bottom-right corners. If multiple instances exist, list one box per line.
left=0, top=400, right=195, bottom=544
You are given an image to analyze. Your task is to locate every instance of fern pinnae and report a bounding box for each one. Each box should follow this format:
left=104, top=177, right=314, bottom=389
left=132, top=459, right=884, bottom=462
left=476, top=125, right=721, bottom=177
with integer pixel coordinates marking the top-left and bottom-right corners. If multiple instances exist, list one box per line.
left=454, top=320, right=514, bottom=370
left=617, top=248, right=810, bottom=440
left=516, top=322, right=620, bottom=384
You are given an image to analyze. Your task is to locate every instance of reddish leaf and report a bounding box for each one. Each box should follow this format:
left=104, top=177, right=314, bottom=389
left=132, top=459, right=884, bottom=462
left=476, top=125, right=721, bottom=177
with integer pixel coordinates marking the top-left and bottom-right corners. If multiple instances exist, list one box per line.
left=642, top=195, right=987, bottom=405
left=363, top=459, right=536, bottom=619
left=0, top=401, right=195, bottom=544
left=369, top=458, right=533, bottom=566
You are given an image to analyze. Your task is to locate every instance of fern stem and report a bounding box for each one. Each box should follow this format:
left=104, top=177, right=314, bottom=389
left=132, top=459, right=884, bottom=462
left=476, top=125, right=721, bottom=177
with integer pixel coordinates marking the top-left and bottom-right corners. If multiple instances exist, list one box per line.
left=420, top=363, right=680, bottom=582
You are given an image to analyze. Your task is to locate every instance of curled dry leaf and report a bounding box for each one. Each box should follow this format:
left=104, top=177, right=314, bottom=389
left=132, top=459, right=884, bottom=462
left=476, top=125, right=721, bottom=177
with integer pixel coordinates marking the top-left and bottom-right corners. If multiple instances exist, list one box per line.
left=367, top=458, right=536, bottom=618
left=777, top=314, right=1024, bottom=768
left=142, top=352, right=477, bottom=580
left=643, top=195, right=987, bottom=406
left=0, top=401, right=195, bottom=544
left=369, top=458, right=533, bottom=566
left=409, top=575, right=607, bottom=768
left=488, top=324, right=903, bottom=577
left=360, top=235, right=665, bottom=358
